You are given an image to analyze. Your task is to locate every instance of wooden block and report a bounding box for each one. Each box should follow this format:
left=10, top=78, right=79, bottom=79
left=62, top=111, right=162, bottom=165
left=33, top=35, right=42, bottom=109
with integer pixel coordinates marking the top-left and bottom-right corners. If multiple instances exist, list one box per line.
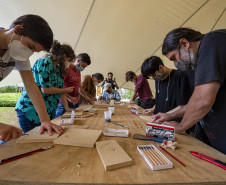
left=16, top=126, right=59, bottom=144
left=53, top=128, right=102, bottom=148
left=96, top=140, right=133, bottom=170
left=79, top=104, right=93, bottom=110
left=87, top=112, right=96, bottom=116
left=62, top=111, right=83, bottom=118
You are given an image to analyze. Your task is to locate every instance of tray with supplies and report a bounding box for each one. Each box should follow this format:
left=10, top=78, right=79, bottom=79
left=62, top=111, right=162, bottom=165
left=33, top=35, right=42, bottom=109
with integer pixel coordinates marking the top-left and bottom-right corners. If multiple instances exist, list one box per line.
left=103, top=128, right=129, bottom=137
left=137, top=144, right=173, bottom=170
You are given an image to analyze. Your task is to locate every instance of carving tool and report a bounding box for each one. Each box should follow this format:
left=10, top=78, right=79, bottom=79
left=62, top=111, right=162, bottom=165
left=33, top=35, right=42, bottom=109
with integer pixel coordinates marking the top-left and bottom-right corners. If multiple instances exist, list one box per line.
left=190, top=151, right=226, bottom=170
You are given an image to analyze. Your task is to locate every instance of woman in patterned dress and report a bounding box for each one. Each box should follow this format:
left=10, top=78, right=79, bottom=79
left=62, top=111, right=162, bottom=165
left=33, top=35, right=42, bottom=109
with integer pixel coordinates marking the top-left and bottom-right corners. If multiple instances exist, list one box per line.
left=16, top=41, right=75, bottom=133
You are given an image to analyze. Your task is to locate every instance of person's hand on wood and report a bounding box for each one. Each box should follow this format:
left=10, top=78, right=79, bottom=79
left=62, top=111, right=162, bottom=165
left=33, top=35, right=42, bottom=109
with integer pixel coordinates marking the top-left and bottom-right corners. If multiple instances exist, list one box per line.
left=153, top=112, right=172, bottom=123
left=0, top=123, right=22, bottom=141
left=143, top=108, right=154, bottom=115
left=129, top=99, right=135, bottom=103
left=40, top=121, right=64, bottom=136
left=85, top=96, right=93, bottom=104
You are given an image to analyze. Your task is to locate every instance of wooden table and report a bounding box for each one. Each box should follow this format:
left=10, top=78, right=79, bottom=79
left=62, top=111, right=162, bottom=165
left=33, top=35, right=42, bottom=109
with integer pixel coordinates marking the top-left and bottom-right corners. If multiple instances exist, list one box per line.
left=0, top=103, right=226, bottom=185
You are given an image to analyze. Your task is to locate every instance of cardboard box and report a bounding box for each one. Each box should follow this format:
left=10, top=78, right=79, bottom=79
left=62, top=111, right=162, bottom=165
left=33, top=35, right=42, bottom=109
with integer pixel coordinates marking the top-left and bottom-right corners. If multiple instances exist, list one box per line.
left=131, top=106, right=139, bottom=115
left=146, top=122, right=175, bottom=141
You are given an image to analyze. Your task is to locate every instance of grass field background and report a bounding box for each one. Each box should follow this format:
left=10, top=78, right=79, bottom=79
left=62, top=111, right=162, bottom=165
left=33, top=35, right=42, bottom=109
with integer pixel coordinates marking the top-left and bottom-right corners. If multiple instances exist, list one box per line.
left=0, top=93, right=20, bottom=128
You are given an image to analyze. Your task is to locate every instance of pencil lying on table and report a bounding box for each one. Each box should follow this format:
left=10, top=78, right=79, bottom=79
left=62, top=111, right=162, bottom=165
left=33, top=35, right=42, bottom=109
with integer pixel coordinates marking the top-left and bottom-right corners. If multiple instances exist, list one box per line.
left=158, top=145, right=186, bottom=167
left=0, top=145, right=54, bottom=165
left=136, top=121, right=142, bottom=128
left=111, top=122, right=128, bottom=128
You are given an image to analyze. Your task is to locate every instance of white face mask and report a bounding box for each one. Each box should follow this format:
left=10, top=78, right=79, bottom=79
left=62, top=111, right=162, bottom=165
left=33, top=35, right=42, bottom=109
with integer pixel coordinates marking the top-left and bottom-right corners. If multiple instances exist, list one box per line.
left=8, top=33, right=34, bottom=61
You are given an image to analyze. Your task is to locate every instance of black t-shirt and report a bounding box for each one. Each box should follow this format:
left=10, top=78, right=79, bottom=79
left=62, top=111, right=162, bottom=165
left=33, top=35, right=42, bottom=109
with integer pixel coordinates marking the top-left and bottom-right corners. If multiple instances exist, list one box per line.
left=102, top=79, right=116, bottom=89
left=195, top=29, right=226, bottom=154
left=184, top=70, right=195, bottom=93
left=154, top=70, right=192, bottom=122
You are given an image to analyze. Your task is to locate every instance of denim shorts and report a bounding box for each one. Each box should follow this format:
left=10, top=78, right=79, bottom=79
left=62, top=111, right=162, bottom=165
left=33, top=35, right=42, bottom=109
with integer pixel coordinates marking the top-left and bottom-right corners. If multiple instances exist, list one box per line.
left=55, top=103, right=79, bottom=118
left=16, top=110, right=40, bottom=133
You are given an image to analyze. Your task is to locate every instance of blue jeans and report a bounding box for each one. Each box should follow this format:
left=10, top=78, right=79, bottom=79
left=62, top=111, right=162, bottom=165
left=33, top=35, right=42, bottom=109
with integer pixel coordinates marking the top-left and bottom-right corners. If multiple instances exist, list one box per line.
left=55, top=103, right=79, bottom=118
left=16, top=110, right=40, bottom=133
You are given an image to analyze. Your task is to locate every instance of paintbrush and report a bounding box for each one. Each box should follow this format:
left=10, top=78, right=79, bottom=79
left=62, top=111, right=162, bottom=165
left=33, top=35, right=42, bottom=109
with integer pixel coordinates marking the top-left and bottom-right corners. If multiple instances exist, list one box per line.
left=0, top=145, right=54, bottom=165
left=112, top=122, right=129, bottom=128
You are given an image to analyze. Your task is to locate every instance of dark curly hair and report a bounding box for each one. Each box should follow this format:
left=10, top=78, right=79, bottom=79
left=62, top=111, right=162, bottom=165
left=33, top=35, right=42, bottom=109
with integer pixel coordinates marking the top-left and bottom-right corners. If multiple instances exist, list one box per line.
left=47, top=40, right=75, bottom=78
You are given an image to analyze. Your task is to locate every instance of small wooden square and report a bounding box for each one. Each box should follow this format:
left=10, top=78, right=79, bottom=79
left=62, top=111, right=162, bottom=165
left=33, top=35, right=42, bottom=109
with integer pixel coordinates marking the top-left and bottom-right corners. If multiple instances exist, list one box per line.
left=96, top=140, right=133, bottom=170
left=53, top=128, right=102, bottom=148
left=16, top=126, right=59, bottom=143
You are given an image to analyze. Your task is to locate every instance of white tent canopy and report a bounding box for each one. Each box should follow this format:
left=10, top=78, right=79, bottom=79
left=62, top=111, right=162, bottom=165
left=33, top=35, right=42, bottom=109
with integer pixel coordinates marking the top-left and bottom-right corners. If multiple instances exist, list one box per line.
left=1, top=0, right=226, bottom=93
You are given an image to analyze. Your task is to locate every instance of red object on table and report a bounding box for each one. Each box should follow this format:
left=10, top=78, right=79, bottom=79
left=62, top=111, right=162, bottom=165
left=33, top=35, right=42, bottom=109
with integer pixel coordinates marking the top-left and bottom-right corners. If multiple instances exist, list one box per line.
left=158, top=145, right=186, bottom=167
left=190, top=151, right=226, bottom=170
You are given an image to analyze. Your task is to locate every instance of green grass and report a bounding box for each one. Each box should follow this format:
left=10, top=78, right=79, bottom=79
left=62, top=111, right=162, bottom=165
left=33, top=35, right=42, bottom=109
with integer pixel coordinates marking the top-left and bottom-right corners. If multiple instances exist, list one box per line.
left=0, top=93, right=21, bottom=107
left=0, top=107, right=19, bottom=128
left=0, top=93, right=20, bottom=127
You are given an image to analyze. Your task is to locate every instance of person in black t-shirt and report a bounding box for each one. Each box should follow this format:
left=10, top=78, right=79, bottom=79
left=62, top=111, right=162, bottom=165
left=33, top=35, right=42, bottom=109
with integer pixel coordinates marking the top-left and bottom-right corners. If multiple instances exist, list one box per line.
left=141, top=56, right=192, bottom=123
left=162, top=28, right=226, bottom=154
left=101, top=72, right=119, bottom=90
left=153, top=69, right=196, bottom=134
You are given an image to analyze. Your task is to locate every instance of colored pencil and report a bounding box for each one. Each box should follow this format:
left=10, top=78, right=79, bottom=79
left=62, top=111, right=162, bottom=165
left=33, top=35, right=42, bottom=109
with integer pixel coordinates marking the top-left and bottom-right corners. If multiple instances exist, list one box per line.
left=136, top=121, right=142, bottom=128
left=0, top=145, right=54, bottom=165
left=158, top=145, right=186, bottom=167
left=133, top=121, right=138, bottom=128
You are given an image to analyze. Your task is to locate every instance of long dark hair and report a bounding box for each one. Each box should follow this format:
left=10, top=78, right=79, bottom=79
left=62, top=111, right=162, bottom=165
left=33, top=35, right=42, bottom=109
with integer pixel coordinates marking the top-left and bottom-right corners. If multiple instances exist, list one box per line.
left=162, top=28, right=204, bottom=55
left=47, top=40, right=75, bottom=78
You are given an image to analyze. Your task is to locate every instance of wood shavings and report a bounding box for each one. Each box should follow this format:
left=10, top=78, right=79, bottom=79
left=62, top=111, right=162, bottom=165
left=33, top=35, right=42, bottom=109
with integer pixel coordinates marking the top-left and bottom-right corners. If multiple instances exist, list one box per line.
left=77, top=162, right=82, bottom=168
left=62, top=167, right=66, bottom=170
left=161, top=140, right=178, bottom=150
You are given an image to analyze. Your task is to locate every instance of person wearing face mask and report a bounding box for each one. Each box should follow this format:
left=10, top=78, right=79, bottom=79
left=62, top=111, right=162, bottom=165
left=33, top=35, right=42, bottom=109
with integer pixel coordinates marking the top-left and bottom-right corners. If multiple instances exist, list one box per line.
left=125, top=71, right=155, bottom=109
left=141, top=56, right=192, bottom=124
left=0, top=14, right=64, bottom=141
left=162, top=28, right=226, bottom=154
left=55, top=53, right=93, bottom=117
left=15, top=41, right=76, bottom=133
left=79, top=73, right=104, bottom=105
left=99, top=83, right=121, bottom=101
